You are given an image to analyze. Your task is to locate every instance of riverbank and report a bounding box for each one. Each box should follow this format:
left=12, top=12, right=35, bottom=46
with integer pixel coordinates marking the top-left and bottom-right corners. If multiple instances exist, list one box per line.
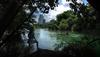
left=34, top=28, right=100, bottom=57
left=24, top=46, right=96, bottom=57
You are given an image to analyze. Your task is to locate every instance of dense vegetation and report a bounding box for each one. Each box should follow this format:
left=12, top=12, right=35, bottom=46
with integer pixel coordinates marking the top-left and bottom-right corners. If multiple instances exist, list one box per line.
left=39, top=1, right=100, bottom=57
left=0, top=0, right=100, bottom=57
left=0, top=0, right=58, bottom=57
left=45, top=4, right=96, bottom=32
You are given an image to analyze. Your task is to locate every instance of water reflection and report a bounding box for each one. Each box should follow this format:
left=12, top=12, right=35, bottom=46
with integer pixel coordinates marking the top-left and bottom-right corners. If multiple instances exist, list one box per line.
left=34, top=28, right=58, bottom=50
left=34, top=28, right=83, bottom=51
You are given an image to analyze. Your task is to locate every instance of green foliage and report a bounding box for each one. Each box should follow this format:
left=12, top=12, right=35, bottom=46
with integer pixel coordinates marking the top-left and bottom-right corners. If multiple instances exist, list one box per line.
left=58, top=19, right=68, bottom=30
left=47, top=19, right=58, bottom=30
left=69, top=0, right=96, bottom=31
left=44, top=1, right=96, bottom=32
left=0, top=0, right=59, bottom=57
left=46, top=10, right=78, bottom=31
left=56, top=10, right=74, bottom=22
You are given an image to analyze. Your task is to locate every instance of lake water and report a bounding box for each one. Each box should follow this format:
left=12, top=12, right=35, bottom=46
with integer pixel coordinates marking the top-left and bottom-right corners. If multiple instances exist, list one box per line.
left=34, top=28, right=58, bottom=50
left=21, top=28, right=100, bottom=57
left=34, top=28, right=84, bottom=51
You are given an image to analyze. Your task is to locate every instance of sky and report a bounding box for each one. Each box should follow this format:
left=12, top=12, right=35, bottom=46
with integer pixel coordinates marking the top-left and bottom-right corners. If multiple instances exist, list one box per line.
left=44, top=0, right=71, bottom=22
left=83, top=0, right=88, bottom=5
left=33, top=0, right=88, bottom=22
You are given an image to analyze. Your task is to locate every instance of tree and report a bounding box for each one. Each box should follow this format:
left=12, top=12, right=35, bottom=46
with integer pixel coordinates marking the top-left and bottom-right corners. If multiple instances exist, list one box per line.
left=0, top=0, right=59, bottom=57
left=67, top=0, right=96, bottom=31
left=56, top=10, right=78, bottom=31
left=47, top=19, right=58, bottom=30
left=58, top=19, right=68, bottom=30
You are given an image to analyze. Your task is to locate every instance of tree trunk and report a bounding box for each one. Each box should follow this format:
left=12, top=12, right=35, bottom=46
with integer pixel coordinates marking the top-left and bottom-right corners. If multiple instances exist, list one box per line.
left=0, top=0, right=28, bottom=39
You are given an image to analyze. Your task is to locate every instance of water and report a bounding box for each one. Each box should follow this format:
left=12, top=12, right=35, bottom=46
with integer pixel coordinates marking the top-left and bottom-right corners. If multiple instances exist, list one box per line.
left=34, top=28, right=84, bottom=50
left=22, top=28, right=100, bottom=56
left=34, top=28, right=58, bottom=50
